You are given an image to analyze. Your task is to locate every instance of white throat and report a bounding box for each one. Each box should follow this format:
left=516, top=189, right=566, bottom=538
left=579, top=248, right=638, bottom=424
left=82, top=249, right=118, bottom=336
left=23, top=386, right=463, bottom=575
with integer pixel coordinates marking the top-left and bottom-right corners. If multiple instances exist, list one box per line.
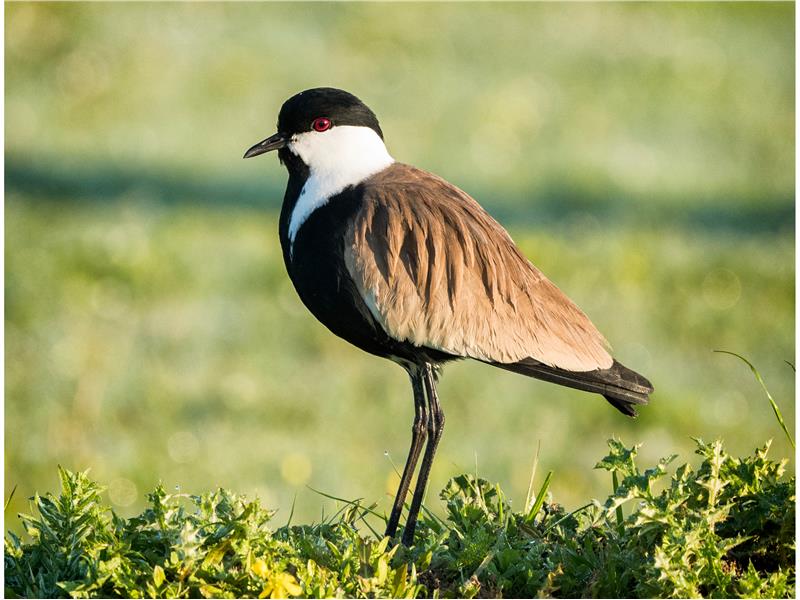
left=287, top=125, right=394, bottom=253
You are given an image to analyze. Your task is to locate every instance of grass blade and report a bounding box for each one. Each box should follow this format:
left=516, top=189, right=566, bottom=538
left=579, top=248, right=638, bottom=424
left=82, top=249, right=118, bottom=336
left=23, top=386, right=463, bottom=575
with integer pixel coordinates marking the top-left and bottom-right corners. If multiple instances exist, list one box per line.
left=524, top=441, right=541, bottom=514
left=715, top=350, right=795, bottom=449
left=5, top=484, right=18, bottom=511
left=285, top=493, right=297, bottom=528
left=525, top=470, right=553, bottom=524
left=543, top=502, right=594, bottom=535
left=306, top=485, right=387, bottom=521
left=420, top=503, right=448, bottom=528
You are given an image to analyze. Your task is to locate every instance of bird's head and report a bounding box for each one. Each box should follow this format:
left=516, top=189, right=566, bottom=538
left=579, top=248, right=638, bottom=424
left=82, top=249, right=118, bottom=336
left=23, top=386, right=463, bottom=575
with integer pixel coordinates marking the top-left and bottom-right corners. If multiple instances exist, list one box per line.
left=244, top=88, right=391, bottom=177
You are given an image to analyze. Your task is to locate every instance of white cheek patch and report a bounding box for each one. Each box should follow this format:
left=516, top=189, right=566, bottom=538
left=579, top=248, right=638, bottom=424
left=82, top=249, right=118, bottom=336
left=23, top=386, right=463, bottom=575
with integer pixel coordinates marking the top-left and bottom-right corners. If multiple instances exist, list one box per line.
left=287, top=125, right=394, bottom=254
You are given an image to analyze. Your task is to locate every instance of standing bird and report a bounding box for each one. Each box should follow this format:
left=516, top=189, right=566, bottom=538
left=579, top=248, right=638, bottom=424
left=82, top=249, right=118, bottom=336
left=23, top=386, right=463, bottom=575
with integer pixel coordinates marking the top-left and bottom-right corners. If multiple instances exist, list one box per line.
left=244, top=87, right=653, bottom=545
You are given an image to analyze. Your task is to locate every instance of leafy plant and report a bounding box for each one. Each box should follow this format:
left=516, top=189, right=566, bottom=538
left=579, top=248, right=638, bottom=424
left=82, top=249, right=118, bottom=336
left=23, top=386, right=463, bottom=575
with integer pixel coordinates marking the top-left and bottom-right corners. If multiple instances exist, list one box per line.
left=6, top=437, right=794, bottom=599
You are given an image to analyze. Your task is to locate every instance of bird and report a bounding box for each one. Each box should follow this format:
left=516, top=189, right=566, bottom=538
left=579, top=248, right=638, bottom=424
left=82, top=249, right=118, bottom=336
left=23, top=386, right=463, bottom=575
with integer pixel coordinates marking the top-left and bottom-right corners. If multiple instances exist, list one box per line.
left=244, top=87, right=653, bottom=545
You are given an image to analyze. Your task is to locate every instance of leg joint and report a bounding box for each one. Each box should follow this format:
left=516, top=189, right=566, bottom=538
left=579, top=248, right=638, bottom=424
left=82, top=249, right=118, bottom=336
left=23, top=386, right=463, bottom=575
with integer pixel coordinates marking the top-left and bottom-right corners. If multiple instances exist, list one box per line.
left=426, top=409, right=445, bottom=435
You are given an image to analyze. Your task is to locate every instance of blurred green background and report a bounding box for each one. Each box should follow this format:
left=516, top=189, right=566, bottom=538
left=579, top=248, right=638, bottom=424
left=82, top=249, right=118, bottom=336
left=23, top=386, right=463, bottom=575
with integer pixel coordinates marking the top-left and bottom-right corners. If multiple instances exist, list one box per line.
left=5, top=2, right=795, bottom=533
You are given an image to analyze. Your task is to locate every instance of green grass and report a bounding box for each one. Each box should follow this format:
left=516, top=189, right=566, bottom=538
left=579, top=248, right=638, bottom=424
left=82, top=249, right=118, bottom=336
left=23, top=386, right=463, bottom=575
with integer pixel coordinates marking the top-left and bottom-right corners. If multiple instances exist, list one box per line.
left=5, top=437, right=794, bottom=598
left=5, top=2, right=794, bottom=207
left=4, top=4, right=795, bottom=591
left=5, top=197, right=795, bottom=536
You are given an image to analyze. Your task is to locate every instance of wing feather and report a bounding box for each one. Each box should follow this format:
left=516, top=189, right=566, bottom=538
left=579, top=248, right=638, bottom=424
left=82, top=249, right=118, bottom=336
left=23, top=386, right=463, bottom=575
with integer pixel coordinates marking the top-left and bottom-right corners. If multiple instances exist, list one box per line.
left=344, top=164, right=613, bottom=371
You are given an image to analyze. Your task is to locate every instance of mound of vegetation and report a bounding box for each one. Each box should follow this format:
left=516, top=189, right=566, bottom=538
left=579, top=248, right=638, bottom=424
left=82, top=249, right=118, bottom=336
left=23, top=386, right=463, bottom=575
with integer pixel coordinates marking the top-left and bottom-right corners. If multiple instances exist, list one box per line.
left=5, top=437, right=794, bottom=599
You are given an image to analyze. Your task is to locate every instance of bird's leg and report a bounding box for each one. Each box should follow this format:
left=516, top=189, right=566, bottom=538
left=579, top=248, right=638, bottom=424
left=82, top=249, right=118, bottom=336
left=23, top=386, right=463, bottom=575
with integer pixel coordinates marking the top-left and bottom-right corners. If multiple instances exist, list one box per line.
left=402, top=362, right=445, bottom=546
left=384, top=366, right=428, bottom=539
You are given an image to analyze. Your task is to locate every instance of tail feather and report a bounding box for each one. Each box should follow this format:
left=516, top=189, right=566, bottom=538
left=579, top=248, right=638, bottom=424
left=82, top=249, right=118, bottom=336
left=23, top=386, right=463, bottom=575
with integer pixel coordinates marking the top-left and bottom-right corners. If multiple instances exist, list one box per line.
left=489, top=358, right=653, bottom=417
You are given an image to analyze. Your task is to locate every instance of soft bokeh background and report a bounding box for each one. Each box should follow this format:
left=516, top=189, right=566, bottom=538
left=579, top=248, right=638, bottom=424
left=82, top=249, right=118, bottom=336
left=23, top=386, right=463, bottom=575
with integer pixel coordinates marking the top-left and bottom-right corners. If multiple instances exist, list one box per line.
left=5, top=3, right=795, bottom=533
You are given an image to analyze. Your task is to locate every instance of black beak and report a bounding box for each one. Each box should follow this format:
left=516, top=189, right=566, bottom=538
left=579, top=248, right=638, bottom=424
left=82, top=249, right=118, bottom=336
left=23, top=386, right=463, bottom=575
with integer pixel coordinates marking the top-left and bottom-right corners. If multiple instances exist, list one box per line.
left=243, top=132, right=286, bottom=159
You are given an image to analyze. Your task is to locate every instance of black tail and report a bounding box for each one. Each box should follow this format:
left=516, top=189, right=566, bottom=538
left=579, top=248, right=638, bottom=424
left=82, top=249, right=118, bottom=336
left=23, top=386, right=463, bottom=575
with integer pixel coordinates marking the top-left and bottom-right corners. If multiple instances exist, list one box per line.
left=489, top=358, right=653, bottom=417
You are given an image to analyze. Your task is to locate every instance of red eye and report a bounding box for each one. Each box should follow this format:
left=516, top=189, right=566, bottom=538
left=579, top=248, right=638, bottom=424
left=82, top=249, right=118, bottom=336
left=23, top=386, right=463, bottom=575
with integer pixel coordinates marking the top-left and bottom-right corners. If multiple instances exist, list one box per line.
left=312, top=117, right=332, bottom=132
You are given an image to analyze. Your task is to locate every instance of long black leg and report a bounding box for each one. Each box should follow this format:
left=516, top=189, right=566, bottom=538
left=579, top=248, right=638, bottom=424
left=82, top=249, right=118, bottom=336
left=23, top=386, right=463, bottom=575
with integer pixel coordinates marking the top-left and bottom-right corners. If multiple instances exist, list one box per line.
left=402, top=362, right=445, bottom=546
left=384, top=366, right=428, bottom=539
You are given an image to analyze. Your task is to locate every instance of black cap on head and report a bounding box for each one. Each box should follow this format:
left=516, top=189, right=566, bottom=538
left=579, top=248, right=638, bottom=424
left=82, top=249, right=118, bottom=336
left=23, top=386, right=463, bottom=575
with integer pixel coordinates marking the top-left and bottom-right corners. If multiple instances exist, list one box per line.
left=277, top=87, right=383, bottom=139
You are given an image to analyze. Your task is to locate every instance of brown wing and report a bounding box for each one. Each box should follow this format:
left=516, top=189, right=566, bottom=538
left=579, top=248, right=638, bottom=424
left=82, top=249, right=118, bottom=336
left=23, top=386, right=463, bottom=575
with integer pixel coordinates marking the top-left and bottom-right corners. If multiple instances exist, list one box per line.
left=344, top=163, right=613, bottom=372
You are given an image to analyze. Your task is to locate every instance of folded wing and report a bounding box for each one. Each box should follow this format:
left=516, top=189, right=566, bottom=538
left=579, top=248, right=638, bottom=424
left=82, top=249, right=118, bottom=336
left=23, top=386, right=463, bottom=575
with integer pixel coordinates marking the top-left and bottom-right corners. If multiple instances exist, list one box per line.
left=343, top=163, right=613, bottom=372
